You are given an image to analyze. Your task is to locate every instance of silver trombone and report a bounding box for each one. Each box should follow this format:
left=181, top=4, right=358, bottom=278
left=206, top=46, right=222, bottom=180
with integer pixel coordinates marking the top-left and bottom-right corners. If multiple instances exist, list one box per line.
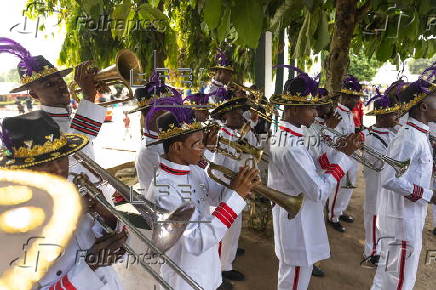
left=311, top=123, right=410, bottom=177
left=72, top=151, right=204, bottom=290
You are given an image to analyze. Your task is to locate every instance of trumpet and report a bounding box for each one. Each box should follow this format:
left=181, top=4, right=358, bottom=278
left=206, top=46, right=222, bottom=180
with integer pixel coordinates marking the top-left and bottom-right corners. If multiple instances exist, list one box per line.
left=207, top=161, right=303, bottom=218
left=72, top=151, right=204, bottom=290
left=312, top=122, right=410, bottom=177
left=216, top=136, right=269, bottom=163
left=68, top=49, right=143, bottom=107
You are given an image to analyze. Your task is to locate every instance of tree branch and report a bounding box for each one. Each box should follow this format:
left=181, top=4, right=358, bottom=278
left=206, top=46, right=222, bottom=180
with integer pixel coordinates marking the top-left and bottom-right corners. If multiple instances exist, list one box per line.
left=357, top=0, right=371, bottom=19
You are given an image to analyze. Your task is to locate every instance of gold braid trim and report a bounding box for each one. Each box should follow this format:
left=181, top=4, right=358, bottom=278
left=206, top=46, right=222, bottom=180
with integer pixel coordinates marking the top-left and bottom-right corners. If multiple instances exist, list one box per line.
left=158, top=122, right=203, bottom=140
left=340, top=88, right=364, bottom=96
left=367, top=104, right=402, bottom=116
left=13, top=136, right=67, bottom=158
left=20, top=66, right=59, bottom=85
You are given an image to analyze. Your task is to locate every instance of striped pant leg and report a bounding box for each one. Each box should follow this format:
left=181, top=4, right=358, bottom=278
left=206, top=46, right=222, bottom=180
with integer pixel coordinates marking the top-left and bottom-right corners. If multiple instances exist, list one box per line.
left=363, top=214, right=378, bottom=258
left=376, top=239, right=421, bottom=290
left=277, top=261, right=312, bottom=290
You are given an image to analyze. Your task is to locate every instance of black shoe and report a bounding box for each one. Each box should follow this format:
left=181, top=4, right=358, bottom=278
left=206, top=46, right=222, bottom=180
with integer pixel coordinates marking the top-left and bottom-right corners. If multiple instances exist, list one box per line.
left=236, top=248, right=245, bottom=257
left=360, top=255, right=380, bottom=269
left=312, top=265, right=325, bottom=277
left=433, top=227, right=436, bottom=236
left=339, top=214, right=354, bottom=223
left=222, top=270, right=245, bottom=281
left=217, top=279, right=233, bottom=290
left=328, top=220, right=346, bottom=232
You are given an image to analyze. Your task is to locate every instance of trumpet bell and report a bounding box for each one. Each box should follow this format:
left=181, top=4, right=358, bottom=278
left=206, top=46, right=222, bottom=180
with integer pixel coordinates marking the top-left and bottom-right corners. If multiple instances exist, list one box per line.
left=207, top=162, right=303, bottom=218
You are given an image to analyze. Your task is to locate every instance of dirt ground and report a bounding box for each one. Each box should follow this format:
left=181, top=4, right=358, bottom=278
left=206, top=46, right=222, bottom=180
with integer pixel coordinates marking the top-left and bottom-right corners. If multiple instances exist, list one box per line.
left=230, top=168, right=436, bottom=290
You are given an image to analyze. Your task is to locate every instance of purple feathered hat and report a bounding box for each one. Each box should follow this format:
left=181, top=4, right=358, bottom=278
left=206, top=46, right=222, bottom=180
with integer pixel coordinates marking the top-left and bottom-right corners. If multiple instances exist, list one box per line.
left=270, top=65, right=329, bottom=106
left=145, top=96, right=193, bottom=132
left=183, top=93, right=214, bottom=111
left=129, top=71, right=183, bottom=113
left=398, top=64, right=436, bottom=112
left=211, top=49, right=234, bottom=72
left=0, top=37, right=72, bottom=93
left=340, top=75, right=364, bottom=96
left=365, top=85, right=402, bottom=116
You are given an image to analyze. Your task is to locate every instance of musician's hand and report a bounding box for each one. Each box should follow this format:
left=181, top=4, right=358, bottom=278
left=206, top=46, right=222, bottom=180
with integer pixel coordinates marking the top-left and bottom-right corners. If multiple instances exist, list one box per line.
left=86, top=229, right=128, bottom=270
left=325, top=112, right=342, bottom=129
left=75, top=61, right=97, bottom=103
left=251, top=111, right=259, bottom=123
left=336, top=133, right=362, bottom=156
left=230, top=166, right=261, bottom=197
left=203, top=126, right=219, bottom=152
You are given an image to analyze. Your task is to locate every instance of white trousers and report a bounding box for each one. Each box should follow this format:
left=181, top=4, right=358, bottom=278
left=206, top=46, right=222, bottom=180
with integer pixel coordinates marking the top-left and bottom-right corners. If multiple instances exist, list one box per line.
left=328, top=163, right=358, bottom=222
left=371, top=238, right=422, bottom=290
left=277, top=260, right=313, bottom=290
left=220, top=214, right=242, bottom=271
left=363, top=214, right=380, bottom=257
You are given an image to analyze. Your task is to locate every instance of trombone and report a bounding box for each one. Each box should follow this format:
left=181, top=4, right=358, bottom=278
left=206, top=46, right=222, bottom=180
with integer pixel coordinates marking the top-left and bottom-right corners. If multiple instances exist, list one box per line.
left=312, top=122, right=410, bottom=177
left=207, top=160, right=303, bottom=218
left=216, top=136, right=269, bottom=163
left=68, top=49, right=143, bottom=107
left=72, top=151, right=203, bottom=290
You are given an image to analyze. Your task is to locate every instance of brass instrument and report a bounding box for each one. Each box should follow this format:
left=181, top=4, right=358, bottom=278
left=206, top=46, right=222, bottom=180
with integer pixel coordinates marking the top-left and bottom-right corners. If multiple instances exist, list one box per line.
left=72, top=152, right=203, bottom=290
left=312, top=122, right=410, bottom=177
left=216, top=136, right=269, bottom=163
left=229, top=82, right=278, bottom=124
left=207, top=162, right=303, bottom=218
left=69, top=49, right=143, bottom=107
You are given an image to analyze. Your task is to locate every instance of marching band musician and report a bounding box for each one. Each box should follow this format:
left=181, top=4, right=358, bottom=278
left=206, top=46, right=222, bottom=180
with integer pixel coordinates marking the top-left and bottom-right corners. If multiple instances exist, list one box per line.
left=205, top=50, right=234, bottom=103
left=371, top=72, right=436, bottom=289
left=328, top=75, right=364, bottom=232
left=361, top=86, right=402, bottom=268
left=131, top=75, right=185, bottom=195
left=146, top=109, right=260, bottom=290
left=0, top=111, right=126, bottom=290
left=209, top=90, right=260, bottom=283
left=268, top=70, right=362, bottom=290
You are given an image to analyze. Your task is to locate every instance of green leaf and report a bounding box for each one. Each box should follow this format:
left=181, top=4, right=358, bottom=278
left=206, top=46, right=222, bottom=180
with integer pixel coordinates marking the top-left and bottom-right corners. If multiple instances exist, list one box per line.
left=203, top=0, right=221, bottom=30
left=313, top=10, right=329, bottom=52
left=375, top=37, right=393, bottom=61
left=216, top=8, right=231, bottom=42
left=138, top=3, right=168, bottom=21
left=294, top=11, right=311, bottom=59
left=112, top=0, right=131, bottom=22
left=150, top=0, right=161, bottom=9
left=231, top=0, right=264, bottom=48
left=303, top=0, right=314, bottom=11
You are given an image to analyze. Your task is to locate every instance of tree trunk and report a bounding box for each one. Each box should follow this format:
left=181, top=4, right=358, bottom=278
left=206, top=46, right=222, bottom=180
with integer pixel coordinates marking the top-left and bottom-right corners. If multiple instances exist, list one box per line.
left=326, top=0, right=359, bottom=94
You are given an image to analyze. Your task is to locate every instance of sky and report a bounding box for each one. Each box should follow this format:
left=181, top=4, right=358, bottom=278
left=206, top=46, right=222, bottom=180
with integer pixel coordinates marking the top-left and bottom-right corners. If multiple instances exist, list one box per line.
left=0, top=0, right=65, bottom=74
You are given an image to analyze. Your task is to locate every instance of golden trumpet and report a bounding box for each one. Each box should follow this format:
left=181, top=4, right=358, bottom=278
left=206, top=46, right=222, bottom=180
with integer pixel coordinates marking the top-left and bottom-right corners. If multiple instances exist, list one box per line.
left=68, top=49, right=143, bottom=107
left=207, top=162, right=303, bottom=218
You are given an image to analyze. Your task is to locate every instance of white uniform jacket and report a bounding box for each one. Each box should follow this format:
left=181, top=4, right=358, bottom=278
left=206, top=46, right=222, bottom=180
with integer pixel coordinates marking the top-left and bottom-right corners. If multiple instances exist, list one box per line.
left=204, top=78, right=225, bottom=104
left=37, top=215, right=123, bottom=290
left=268, top=121, right=353, bottom=266
left=135, top=130, right=164, bottom=195
left=335, top=103, right=355, bottom=135
left=363, top=126, right=396, bottom=215
left=377, top=118, right=434, bottom=242
left=146, top=158, right=246, bottom=290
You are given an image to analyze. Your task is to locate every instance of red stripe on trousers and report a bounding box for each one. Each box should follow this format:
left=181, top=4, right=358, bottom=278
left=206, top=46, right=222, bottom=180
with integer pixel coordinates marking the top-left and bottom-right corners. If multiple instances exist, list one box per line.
left=218, top=241, right=222, bottom=257
left=397, top=241, right=407, bottom=290
left=293, top=266, right=300, bottom=290
left=371, top=215, right=377, bottom=256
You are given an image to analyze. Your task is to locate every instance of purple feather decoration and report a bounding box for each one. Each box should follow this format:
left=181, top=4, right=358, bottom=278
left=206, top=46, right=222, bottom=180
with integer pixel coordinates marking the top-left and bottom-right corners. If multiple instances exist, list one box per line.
left=420, top=61, right=436, bottom=83
left=385, top=79, right=407, bottom=98
left=210, top=87, right=229, bottom=101
left=215, top=49, right=231, bottom=66
left=318, top=88, right=328, bottom=97
left=343, top=75, right=362, bottom=92
left=365, top=88, right=390, bottom=107
left=0, top=126, right=13, bottom=152
left=145, top=96, right=193, bottom=131
left=274, top=65, right=319, bottom=97
left=184, top=93, right=210, bottom=105
left=0, top=37, right=35, bottom=76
